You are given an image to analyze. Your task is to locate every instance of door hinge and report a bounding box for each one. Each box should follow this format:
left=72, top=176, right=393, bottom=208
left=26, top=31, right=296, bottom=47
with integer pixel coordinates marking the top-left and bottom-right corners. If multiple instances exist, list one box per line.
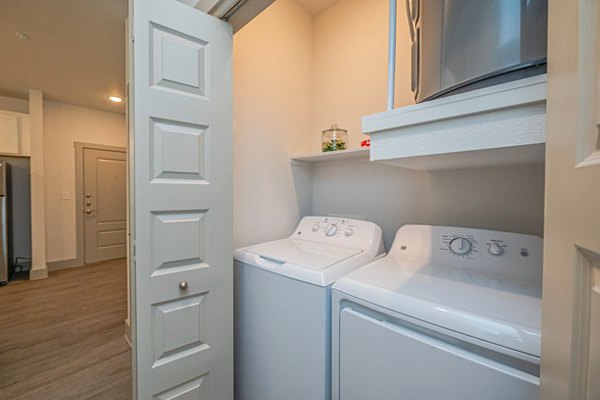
left=132, top=240, right=136, bottom=262
left=130, top=20, right=135, bottom=42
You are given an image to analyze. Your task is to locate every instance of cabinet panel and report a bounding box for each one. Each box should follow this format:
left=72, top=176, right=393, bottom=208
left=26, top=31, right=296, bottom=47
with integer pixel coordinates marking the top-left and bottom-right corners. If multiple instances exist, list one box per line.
left=0, top=112, right=30, bottom=156
left=0, top=114, right=20, bottom=154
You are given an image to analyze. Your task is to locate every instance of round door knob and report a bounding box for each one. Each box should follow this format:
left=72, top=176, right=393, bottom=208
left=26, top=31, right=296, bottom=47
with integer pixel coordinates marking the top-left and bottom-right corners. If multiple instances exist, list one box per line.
left=179, top=281, right=188, bottom=290
left=85, top=209, right=92, bottom=214
left=449, top=237, right=473, bottom=256
left=488, top=243, right=504, bottom=256
left=325, top=224, right=338, bottom=237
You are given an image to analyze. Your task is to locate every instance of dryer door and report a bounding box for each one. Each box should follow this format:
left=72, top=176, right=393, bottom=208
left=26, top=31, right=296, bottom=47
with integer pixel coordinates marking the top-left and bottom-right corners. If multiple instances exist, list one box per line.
left=338, top=308, right=539, bottom=400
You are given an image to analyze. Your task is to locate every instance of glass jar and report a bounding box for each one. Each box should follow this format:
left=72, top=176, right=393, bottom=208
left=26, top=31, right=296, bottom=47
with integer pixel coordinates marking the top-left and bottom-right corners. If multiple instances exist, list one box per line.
left=321, top=124, right=348, bottom=152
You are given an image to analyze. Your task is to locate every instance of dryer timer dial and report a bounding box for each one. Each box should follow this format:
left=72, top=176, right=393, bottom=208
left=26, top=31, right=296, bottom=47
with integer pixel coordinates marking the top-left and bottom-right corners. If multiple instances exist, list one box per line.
left=449, top=237, right=473, bottom=256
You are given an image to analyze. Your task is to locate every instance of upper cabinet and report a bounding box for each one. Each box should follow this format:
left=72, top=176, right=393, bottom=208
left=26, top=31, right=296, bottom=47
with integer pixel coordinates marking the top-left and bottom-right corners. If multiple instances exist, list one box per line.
left=0, top=110, right=31, bottom=157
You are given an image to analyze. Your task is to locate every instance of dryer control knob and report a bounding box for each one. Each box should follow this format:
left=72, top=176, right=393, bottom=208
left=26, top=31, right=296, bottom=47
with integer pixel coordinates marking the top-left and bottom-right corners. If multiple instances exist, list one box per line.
left=488, top=243, right=504, bottom=256
left=344, top=228, right=354, bottom=237
left=312, top=223, right=320, bottom=232
left=449, top=237, right=473, bottom=256
left=325, top=224, right=338, bottom=237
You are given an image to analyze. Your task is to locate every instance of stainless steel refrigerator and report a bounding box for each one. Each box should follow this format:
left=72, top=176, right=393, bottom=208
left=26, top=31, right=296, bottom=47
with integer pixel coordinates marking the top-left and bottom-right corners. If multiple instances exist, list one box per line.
left=0, top=161, right=11, bottom=284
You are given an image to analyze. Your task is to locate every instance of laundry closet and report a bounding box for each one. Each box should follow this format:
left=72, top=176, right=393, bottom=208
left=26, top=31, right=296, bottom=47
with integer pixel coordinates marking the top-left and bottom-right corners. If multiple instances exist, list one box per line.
left=232, top=0, right=545, bottom=251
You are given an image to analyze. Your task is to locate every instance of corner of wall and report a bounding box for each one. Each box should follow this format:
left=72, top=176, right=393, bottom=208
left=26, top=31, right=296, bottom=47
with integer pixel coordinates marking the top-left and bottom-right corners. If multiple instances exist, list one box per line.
left=233, top=0, right=316, bottom=248
left=28, top=89, right=48, bottom=280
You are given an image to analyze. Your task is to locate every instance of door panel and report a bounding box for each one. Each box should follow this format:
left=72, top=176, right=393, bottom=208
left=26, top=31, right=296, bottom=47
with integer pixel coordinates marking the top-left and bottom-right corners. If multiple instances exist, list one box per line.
left=541, top=1, right=600, bottom=399
left=129, top=0, right=233, bottom=398
left=83, top=148, right=127, bottom=263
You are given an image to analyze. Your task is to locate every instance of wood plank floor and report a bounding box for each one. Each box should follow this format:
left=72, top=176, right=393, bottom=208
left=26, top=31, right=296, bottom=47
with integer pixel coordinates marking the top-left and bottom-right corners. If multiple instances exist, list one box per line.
left=0, top=259, right=131, bottom=400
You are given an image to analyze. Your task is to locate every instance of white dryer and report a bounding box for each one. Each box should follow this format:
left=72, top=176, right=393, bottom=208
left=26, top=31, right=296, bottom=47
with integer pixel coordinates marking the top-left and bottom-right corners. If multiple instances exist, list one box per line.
left=234, top=216, right=384, bottom=400
left=332, top=225, right=543, bottom=400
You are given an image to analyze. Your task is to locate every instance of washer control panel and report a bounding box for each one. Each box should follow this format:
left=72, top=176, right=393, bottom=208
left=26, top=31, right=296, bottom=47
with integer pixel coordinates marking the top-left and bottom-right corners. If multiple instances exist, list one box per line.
left=293, top=216, right=383, bottom=252
left=306, top=217, right=358, bottom=239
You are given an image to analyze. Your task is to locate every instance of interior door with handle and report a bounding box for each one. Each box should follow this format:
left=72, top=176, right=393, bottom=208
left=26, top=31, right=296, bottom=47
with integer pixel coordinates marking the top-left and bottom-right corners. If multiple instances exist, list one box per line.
left=83, top=148, right=127, bottom=263
left=128, top=0, right=233, bottom=398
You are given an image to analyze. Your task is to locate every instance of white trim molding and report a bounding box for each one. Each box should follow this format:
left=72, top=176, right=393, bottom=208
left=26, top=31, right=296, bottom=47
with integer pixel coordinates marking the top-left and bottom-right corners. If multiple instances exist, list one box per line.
left=28, top=90, right=47, bottom=280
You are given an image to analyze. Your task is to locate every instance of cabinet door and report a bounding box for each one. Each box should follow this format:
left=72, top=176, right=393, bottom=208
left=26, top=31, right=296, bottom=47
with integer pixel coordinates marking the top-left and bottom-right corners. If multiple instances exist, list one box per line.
left=0, top=113, right=20, bottom=155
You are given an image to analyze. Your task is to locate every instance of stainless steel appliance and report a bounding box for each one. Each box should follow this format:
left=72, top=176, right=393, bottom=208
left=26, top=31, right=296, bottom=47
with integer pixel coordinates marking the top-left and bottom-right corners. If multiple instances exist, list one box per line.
left=0, top=161, right=11, bottom=284
left=410, top=0, right=548, bottom=103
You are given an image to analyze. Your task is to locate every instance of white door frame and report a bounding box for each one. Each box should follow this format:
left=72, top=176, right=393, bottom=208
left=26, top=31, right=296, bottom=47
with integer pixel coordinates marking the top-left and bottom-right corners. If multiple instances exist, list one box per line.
left=70, top=142, right=127, bottom=269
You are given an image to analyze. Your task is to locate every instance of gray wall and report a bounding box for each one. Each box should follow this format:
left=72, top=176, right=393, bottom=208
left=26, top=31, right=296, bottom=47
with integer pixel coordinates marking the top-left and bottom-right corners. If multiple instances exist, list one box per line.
left=3, top=157, right=31, bottom=262
left=308, top=161, right=545, bottom=251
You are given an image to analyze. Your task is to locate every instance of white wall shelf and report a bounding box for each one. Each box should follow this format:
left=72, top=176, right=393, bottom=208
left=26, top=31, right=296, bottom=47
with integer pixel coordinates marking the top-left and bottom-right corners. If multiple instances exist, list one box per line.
left=363, top=75, right=548, bottom=170
left=291, top=147, right=370, bottom=163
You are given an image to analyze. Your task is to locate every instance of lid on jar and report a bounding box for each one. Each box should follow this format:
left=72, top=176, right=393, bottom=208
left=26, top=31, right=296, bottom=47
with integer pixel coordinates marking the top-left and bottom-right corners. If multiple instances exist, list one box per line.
left=322, top=124, right=347, bottom=134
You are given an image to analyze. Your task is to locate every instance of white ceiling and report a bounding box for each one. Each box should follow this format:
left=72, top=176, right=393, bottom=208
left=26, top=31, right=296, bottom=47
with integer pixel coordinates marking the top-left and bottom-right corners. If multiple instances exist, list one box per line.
left=294, top=0, right=341, bottom=15
left=0, top=0, right=340, bottom=115
left=0, top=0, right=127, bottom=114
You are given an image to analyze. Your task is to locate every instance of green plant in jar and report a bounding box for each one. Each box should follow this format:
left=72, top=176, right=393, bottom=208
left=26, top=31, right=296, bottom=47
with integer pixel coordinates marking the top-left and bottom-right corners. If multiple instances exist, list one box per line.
left=321, top=124, right=348, bottom=152
left=322, top=139, right=347, bottom=152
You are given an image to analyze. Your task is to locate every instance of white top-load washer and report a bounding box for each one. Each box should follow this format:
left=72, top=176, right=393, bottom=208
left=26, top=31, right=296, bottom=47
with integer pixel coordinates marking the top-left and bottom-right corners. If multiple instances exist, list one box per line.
left=332, top=225, right=543, bottom=400
left=234, top=216, right=384, bottom=400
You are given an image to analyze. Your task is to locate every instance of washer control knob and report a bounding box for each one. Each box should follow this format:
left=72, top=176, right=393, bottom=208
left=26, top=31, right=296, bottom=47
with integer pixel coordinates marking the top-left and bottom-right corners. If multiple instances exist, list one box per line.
left=488, top=243, right=504, bottom=256
left=325, top=224, right=338, bottom=237
left=449, top=237, right=473, bottom=256
left=344, top=228, right=354, bottom=237
left=312, top=223, right=320, bottom=232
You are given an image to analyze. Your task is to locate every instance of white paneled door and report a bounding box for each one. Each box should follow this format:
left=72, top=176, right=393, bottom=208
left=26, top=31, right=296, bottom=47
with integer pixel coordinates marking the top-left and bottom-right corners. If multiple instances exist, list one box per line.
left=83, top=148, right=127, bottom=263
left=128, top=0, right=233, bottom=398
left=541, top=1, right=600, bottom=399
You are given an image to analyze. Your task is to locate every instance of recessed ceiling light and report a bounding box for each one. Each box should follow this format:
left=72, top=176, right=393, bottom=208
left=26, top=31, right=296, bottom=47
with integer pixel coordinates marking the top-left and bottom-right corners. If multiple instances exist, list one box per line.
left=15, top=32, right=31, bottom=40
left=108, top=96, right=123, bottom=103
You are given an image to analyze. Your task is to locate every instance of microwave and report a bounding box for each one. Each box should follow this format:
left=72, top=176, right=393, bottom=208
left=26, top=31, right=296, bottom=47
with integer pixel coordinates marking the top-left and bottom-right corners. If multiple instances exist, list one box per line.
left=410, top=0, right=548, bottom=103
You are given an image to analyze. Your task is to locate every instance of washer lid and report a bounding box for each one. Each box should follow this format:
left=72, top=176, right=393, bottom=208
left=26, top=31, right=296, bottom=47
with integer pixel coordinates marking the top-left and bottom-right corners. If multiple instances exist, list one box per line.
left=244, top=238, right=363, bottom=270
left=333, top=256, right=542, bottom=358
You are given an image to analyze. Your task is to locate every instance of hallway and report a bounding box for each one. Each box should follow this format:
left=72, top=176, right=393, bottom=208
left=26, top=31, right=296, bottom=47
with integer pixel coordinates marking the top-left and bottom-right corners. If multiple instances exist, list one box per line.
left=0, top=259, right=131, bottom=399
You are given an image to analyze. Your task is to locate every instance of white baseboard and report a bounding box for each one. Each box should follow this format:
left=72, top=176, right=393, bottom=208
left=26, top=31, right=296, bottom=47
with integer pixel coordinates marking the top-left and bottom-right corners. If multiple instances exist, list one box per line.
left=47, top=258, right=85, bottom=271
left=29, top=266, right=48, bottom=280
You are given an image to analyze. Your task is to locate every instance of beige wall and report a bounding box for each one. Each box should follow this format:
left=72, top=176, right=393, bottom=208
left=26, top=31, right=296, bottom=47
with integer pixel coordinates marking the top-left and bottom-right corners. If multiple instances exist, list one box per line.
left=43, top=100, right=126, bottom=263
left=312, top=0, right=413, bottom=150
left=234, top=0, right=545, bottom=249
left=233, top=0, right=314, bottom=248
left=307, top=0, right=544, bottom=245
